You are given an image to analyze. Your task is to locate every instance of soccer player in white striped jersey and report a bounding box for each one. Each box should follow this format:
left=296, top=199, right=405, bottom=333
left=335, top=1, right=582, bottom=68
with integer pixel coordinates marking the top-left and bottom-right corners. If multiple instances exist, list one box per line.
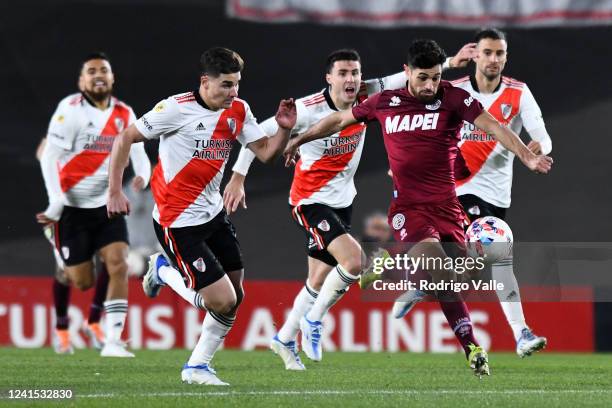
left=107, top=47, right=296, bottom=385
left=393, top=29, right=551, bottom=358
left=38, top=52, right=151, bottom=358
left=223, top=46, right=477, bottom=369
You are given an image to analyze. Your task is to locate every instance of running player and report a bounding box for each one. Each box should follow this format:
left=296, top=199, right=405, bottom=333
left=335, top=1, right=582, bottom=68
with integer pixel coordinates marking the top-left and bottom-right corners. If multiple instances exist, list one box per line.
left=38, top=52, right=151, bottom=358
left=106, top=47, right=296, bottom=385
left=223, top=46, right=476, bottom=370
left=453, top=28, right=550, bottom=356
left=36, top=136, right=109, bottom=354
left=284, top=39, right=553, bottom=376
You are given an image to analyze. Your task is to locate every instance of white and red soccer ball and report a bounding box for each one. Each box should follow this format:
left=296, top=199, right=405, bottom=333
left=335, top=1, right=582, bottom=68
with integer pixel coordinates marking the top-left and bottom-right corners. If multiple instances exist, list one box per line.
left=465, top=216, right=513, bottom=264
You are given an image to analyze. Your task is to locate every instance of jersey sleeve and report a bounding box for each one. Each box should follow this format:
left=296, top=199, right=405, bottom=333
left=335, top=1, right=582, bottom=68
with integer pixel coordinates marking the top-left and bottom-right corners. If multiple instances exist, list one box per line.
left=519, top=84, right=546, bottom=132
left=46, top=98, right=78, bottom=150
left=352, top=92, right=380, bottom=123
left=135, top=98, right=182, bottom=140
left=237, top=102, right=266, bottom=147
left=362, top=72, right=407, bottom=96
left=453, top=88, right=485, bottom=123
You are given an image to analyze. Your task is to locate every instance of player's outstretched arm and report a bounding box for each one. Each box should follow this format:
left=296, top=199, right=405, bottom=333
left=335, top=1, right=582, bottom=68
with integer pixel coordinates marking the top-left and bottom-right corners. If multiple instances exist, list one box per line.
left=445, top=43, right=478, bottom=69
left=283, top=109, right=358, bottom=166
left=107, top=124, right=146, bottom=217
left=247, top=98, right=296, bottom=163
left=474, top=111, right=553, bottom=174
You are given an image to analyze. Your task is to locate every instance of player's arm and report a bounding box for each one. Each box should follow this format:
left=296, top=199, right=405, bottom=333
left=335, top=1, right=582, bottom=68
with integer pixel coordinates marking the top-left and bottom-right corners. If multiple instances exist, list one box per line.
left=244, top=98, right=297, bottom=163
left=283, top=109, right=358, bottom=166
left=128, top=142, right=151, bottom=191
left=520, top=85, right=552, bottom=155
left=37, top=140, right=66, bottom=223
left=473, top=111, right=553, bottom=174
left=443, top=43, right=478, bottom=69
left=107, top=124, right=146, bottom=217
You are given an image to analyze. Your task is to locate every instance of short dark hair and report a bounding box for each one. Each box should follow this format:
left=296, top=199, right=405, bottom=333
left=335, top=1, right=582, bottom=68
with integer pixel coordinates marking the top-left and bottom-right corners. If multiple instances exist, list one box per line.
left=474, top=28, right=507, bottom=43
left=200, top=47, right=244, bottom=77
left=406, top=39, right=446, bottom=69
left=81, top=52, right=110, bottom=70
left=325, top=49, right=361, bottom=73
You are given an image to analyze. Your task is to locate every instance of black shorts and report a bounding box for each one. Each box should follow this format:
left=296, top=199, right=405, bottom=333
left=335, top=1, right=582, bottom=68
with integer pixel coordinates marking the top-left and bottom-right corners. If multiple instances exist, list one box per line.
left=458, top=194, right=507, bottom=224
left=153, top=209, right=243, bottom=291
left=54, top=205, right=129, bottom=267
left=290, top=204, right=352, bottom=267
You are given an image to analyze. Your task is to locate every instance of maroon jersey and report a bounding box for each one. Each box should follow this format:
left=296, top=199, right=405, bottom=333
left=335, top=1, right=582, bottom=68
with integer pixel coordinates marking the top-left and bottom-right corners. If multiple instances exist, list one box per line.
left=352, top=81, right=484, bottom=206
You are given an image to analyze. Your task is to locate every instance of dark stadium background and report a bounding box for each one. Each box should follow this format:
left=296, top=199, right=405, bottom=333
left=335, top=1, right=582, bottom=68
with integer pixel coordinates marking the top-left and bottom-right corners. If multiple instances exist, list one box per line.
left=1, top=1, right=611, bottom=346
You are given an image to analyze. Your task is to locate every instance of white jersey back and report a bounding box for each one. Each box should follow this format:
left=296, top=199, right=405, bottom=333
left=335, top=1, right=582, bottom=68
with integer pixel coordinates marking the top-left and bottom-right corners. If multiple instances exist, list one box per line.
left=136, top=91, right=266, bottom=228
left=47, top=93, right=138, bottom=208
left=452, top=76, right=545, bottom=208
left=246, top=72, right=408, bottom=208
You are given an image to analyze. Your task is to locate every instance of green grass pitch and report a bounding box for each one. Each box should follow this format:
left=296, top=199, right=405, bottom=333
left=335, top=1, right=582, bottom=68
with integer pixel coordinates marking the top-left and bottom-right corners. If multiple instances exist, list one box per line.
left=1, top=348, right=611, bottom=407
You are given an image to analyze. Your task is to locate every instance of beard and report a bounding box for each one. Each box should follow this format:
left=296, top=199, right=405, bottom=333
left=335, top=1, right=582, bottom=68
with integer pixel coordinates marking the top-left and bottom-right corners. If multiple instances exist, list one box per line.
left=85, top=84, right=112, bottom=102
left=410, top=85, right=437, bottom=103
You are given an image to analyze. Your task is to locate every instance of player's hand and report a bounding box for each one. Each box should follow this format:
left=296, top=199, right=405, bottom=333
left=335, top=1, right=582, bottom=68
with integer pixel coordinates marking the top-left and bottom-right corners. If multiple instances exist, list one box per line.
left=275, top=98, right=297, bottom=130
left=36, top=201, right=63, bottom=224
left=131, top=176, right=146, bottom=192
left=107, top=190, right=131, bottom=217
left=527, top=140, right=542, bottom=155
left=283, top=138, right=300, bottom=167
left=36, top=212, right=56, bottom=225
left=449, top=43, right=478, bottom=68
left=524, top=154, right=553, bottom=174
left=223, top=176, right=247, bottom=214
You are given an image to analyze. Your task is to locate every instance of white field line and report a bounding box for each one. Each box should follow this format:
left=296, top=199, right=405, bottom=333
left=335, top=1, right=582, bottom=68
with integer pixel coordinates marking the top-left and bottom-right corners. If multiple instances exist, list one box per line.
left=74, top=389, right=612, bottom=398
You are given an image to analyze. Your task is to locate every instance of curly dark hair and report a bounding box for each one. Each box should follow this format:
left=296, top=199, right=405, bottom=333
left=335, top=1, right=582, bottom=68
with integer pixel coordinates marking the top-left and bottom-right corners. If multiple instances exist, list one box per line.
left=406, top=39, right=446, bottom=69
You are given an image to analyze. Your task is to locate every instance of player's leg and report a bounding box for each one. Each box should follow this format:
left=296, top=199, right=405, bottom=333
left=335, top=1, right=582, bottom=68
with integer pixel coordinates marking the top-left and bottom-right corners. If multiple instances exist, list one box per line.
left=272, top=257, right=332, bottom=370
left=291, top=204, right=359, bottom=361
left=82, top=257, right=108, bottom=349
left=52, top=265, right=73, bottom=354
left=459, top=194, right=546, bottom=357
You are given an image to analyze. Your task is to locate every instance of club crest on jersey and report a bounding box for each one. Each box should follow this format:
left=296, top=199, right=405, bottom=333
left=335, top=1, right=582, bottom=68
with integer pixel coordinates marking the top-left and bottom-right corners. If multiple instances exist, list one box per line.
left=317, top=220, right=330, bottom=232
left=114, top=118, right=125, bottom=132
left=425, top=99, right=442, bottom=111
left=389, top=96, right=401, bottom=107
left=501, top=103, right=512, bottom=120
left=392, top=213, right=405, bottom=230
left=192, top=257, right=206, bottom=273
left=227, top=118, right=236, bottom=134
left=61, top=246, right=70, bottom=259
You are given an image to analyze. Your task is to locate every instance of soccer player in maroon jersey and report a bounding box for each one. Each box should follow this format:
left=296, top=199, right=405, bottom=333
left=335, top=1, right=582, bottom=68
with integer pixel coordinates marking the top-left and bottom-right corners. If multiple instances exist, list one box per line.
left=284, top=39, right=552, bottom=377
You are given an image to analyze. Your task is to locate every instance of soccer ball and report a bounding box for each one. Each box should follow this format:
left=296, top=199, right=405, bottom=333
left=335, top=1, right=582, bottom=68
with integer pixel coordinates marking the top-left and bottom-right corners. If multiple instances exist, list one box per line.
left=465, top=216, right=513, bottom=264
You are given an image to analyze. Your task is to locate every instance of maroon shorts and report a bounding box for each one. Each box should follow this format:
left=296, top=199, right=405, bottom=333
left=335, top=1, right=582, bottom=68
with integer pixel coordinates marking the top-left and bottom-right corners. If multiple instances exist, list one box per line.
left=388, top=198, right=467, bottom=254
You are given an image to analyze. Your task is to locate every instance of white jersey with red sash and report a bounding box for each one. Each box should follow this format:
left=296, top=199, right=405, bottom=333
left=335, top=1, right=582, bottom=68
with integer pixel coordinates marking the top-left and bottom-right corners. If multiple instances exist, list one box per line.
left=452, top=76, right=547, bottom=208
left=46, top=93, right=139, bottom=208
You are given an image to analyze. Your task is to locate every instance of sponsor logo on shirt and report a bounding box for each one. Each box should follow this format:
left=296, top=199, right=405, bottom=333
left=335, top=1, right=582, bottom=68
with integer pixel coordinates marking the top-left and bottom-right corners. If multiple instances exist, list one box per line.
left=322, top=134, right=362, bottom=156
left=192, top=139, right=233, bottom=160
left=141, top=116, right=153, bottom=131
left=464, top=96, right=474, bottom=107
left=195, top=122, right=206, bottom=132
left=389, top=96, right=401, bottom=106
left=385, top=113, right=440, bottom=133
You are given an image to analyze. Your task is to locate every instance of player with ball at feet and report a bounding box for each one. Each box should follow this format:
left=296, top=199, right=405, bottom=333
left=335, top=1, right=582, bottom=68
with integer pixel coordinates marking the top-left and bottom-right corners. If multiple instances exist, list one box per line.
left=284, top=39, right=552, bottom=377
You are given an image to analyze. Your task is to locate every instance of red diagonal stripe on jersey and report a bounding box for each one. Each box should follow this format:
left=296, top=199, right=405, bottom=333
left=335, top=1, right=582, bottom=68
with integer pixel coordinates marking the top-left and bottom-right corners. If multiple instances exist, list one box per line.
left=457, top=87, right=522, bottom=187
left=59, top=104, right=131, bottom=192
left=289, top=123, right=365, bottom=205
left=151, top=101, right=246, bottom=227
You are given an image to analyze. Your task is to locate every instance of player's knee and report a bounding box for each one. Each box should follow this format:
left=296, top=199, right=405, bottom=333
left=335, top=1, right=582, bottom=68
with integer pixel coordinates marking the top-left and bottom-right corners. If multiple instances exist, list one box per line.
left=341, top=253, right=362, bottom=276
left=104, top=255, right=128, bottom=277
left=73, top=275, right=94, bottom=290
left=206, top=296, right=237, bottom=315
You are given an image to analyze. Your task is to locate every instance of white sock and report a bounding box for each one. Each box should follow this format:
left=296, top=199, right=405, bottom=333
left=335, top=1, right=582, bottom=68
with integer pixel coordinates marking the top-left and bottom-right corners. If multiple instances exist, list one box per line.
left=492, top=257, right=528, bottom=340
left=306, top=265, right=358, bottom=322
left=277, top=281, right=318, bottom=343
left=158, top=265, right=205, bottom=310
left=187, top=311, right=235, bottom=366
left=104, top=299, right=128, bottom=343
